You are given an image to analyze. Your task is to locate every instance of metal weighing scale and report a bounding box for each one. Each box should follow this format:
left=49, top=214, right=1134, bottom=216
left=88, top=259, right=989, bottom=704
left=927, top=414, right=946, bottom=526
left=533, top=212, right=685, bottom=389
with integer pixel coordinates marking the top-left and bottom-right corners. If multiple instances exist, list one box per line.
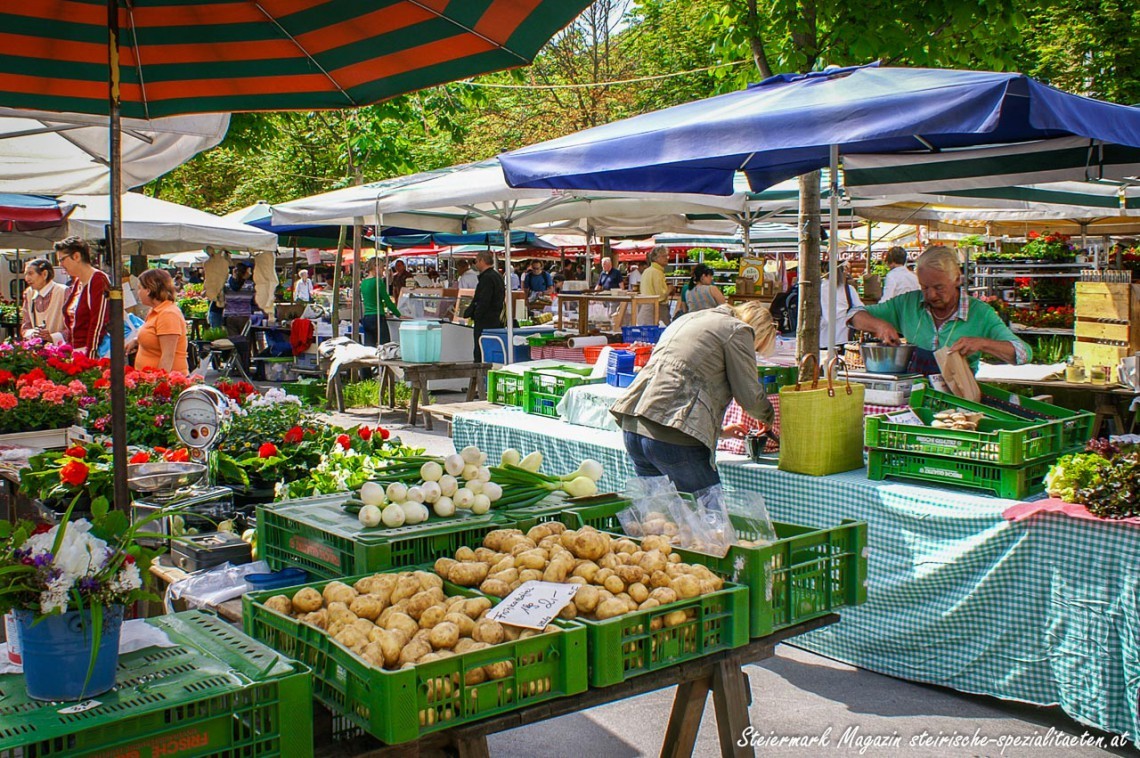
left=128, top=384, right=237, bottom=547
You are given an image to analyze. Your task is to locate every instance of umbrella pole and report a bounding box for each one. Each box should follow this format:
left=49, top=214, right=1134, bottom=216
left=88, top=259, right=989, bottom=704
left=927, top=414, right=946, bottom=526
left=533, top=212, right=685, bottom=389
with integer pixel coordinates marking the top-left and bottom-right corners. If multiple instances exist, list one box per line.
left=107, top=0, right=129, bottom=512
left=827, top=145, right=839, bottom=362
left=502, top=221, right=514, bottom=367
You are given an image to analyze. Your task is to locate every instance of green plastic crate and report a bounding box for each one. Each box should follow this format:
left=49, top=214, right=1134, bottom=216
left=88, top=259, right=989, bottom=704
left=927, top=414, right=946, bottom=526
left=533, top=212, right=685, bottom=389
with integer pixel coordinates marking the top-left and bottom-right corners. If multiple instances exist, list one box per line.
left=0, top=611, right=311, bottom=758
left=243, top=574, right=587, bottom=745
left=758, top=365, right=798, bottom=390
left=912, top=382, right=1094, bottom=451
left=560, top=498, right=868, bottom=638
left=487, top=369, right=528, bottom=407
left=867, top=448, right=1056, bottom=499
left=494, top=493, right=571, bottom=528
left=525, top=369, right=602, bottom=397
left=258, top=494, right=512, bottom=579
left=575, top=582, right=749, bottom=687
left=865, top=408, right=1065, bottom=465
left=283, top=379, right=327, bottom=404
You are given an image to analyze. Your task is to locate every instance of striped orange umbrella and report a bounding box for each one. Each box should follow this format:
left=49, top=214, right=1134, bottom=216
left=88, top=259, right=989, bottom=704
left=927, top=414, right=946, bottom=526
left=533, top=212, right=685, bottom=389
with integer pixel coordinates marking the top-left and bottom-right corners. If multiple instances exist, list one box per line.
left=0, top=1, right=590, bottom=117
left=0, top=0, right=591, bottom=510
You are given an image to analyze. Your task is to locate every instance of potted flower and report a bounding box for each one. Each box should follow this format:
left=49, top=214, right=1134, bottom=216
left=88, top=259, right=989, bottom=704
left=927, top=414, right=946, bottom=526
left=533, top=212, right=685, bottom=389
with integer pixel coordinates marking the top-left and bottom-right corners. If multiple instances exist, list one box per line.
left=0, top=497, right=164, bottom=701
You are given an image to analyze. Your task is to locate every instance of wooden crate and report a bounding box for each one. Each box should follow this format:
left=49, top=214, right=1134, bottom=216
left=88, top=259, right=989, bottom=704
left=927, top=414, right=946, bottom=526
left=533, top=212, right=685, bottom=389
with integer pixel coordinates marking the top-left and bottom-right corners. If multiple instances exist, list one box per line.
left=1074, top=282, right=1140, bottom=365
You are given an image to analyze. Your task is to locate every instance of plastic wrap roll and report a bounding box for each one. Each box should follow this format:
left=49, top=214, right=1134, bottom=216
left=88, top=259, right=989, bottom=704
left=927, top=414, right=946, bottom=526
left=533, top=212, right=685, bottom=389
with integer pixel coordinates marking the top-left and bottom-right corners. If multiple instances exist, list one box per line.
left=567, top=335, right=608, bottom=349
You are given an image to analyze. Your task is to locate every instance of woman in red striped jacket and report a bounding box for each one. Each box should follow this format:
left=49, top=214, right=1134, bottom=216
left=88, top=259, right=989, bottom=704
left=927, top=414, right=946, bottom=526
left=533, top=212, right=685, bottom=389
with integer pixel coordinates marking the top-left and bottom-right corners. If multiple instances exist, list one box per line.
left=56, top=236, right=110, bottom=357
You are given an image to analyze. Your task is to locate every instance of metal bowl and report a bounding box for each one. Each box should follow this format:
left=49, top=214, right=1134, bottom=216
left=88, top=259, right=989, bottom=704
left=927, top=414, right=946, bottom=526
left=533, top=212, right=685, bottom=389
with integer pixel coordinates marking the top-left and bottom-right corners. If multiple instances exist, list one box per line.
left=860, top=343, right=916, bottom=374
left=127, top=462, right=207, bottom=494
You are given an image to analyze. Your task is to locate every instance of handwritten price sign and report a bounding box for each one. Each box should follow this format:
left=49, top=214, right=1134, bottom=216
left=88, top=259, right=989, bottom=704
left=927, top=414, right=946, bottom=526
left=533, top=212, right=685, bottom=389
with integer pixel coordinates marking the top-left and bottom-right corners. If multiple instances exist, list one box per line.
left=487, top=581, right=579, bottom=630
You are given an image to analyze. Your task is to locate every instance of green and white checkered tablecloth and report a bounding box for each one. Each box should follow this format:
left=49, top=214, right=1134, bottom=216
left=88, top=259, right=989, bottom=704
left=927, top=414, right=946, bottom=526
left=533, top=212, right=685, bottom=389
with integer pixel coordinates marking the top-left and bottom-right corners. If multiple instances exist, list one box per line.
left=454, top=409, right=1140, bottom=744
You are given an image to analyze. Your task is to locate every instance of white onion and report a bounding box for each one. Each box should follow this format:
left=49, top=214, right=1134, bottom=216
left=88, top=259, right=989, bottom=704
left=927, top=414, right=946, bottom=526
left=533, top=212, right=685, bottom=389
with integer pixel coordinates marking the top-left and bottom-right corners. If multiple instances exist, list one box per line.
left=420, top=481, right=442, bottom=503
left=453, top=488, right=475, bottom=509
left=482, top=482, right=503, bottom=502
left=360, top=482, right=386, bottom=507
left=386, top=482, right=407, bottom=503
left=461, top=464, right=480, bottom=482
left=420, top=461, right=444, bottom=482
left=476, top=466, right=492, bottom=483
left=358, top=504, right=382, bottom=527
left=433, top=496, right=455, bottom=518
left=471, top=494, right=491, bottom=515
left=438, top=475, right=458, bottom=497
left=465, top=479, right=484, bottom=495
left=380, top=503, right=406, bottom=527
left=404, top=486, right=425, bottom=503
left=460, top=446, right=482, bottom=465
left=444, top=455, right=466, bottom=477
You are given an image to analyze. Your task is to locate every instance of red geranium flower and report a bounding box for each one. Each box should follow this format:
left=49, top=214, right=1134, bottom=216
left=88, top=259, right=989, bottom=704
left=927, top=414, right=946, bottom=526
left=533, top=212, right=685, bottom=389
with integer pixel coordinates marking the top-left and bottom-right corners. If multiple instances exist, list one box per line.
left=259, top=442, right=278, bottom=458
left=60, top=459, right=89, bottom=487
left=335, top=434, right=351, bottom=449
left=163, top=448, right=190, bottom=463
left=0, top=370, right=13, bottom=386
left=379, top=427, right=391, bottom=440
left=358, top=426, right=372, bottom=441
left=1027, top=230, right=1040, bottom=239
left=129, top=451, right=151, bottom=464
left=154, top=381, right=172, bottom=400
left=64, top=446, right=87, bottom=459
left=283, top=426, right=305, bottom=445
left=93, top=378, right=110, bottom=390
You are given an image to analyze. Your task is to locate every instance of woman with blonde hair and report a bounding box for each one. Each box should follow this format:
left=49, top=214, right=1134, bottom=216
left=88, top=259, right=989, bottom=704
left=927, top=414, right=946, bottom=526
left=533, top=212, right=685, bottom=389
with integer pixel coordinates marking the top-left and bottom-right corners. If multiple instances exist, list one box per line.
left=611, top=300, right=775, bottom=493
left=128, top=269, right=189, bottom=374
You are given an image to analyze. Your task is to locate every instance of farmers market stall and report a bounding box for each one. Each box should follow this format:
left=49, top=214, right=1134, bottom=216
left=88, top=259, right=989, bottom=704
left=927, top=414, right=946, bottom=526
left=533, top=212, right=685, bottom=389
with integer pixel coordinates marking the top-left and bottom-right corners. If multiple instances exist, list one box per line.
left=450, top=406, right=1140, bottom=744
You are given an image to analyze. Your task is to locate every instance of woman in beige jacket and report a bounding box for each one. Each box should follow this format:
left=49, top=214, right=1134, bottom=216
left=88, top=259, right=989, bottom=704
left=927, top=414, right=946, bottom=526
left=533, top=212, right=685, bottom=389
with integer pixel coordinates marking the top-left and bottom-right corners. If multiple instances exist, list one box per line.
left=611, top=301, right=776, bottom=492
left=19, top=258, right=68, bottom=342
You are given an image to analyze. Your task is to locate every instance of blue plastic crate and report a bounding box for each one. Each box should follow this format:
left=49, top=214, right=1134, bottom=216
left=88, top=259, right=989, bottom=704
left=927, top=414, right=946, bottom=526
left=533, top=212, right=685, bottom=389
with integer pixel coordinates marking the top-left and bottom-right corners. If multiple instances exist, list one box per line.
left=607, top=349, right=636, bottom=374
left=606, top=371, right=636, bottom=388
left=621, top=325, right=666, bottom=344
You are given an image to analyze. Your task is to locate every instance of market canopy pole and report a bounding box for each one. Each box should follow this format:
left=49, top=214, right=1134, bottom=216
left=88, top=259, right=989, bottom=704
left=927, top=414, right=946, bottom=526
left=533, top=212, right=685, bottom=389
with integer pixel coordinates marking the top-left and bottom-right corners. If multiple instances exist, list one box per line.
left=107, top=0, right=128, bottom=512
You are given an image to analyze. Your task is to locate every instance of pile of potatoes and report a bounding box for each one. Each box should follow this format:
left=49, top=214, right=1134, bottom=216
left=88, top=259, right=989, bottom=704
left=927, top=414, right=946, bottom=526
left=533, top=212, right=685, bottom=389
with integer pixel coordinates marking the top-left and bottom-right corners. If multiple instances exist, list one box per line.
left=261, top=570, right=557, bottom=680
left=434, top=521, right=724, bottom=623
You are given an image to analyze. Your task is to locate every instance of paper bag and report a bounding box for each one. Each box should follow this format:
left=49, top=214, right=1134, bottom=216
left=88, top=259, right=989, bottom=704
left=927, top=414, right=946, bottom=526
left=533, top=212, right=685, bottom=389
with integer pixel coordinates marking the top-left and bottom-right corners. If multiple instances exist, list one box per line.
left=934, top=347, right=981, bottom=402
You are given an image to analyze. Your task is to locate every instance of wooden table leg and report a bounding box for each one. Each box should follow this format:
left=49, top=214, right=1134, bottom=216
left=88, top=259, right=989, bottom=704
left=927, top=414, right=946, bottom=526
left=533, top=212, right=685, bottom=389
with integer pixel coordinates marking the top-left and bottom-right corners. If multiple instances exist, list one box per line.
left=466, top=374, right=479, bottom=402
left=454, top=735, right=491, bottom=758
left=711, top=660, right=754, bottom=758
left=407, top=377, right=422, bottom=426
left=660, top=674, right=712, bottom=758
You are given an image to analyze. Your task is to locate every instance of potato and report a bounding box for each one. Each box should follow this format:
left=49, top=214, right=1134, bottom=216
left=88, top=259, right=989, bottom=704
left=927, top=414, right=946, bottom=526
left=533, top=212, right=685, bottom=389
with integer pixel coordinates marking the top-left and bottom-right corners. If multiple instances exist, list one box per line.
left=628, top=582, right=649, bottom=604
left=414, top=571, right=443, bottom=591
left=334, top=626, right=370, bottom=653
left=398, top=639, right=433, bottom=667
left=361, top=640, right=387, bottom=668
left=642, top=535, right=673, bottom=555
left=472, top=619, right=505, bottom=645
left=442, top=611, right=475, bottom=637
left=447, top=562, right=490, bottom=587
left=469, top=547, right=495, bottom=563
left=464, top=665, right=487, bottom=685
left=292, top=587, right=323, bottom=613
left=538, top=536, right=561, bottom=551
left=264, top=595, right=292, bottom=616
left=603, top=575, right=625, bottom=595
left=649, top=587, right=678, bottom=605
left=429, top=622, right=460, bottom=650
left=616, top=592, right=637, bottom=611
left=519, top=568, right=544, bottom=583
left=455, top=546, right=477, bottom=562
left=352, top=618, right=376, bottom=637
left=638, top=550, right=667, bottom=574
left=597, top=552, right=620, bottom=570
left=322, top=581, right=358, bottom=606
left=594, top=598, right=628, bottom=620
left=300, top=609, right=328, bottom=629
left=483, top=660, right=514, bottom=680
left=391, top=574, right=421, bottom=603
left=594, top=568, right=614, bottom=584
left=489, top=567, right=519, bottom=585
left=572, top=561, right=599, bottom=583
left=418, top=605, right=448, bottom=630
left=567, top=576, right=587, bottom=586
left=349, top=594, right=384, bottom=621
left=328, top=603, right=358, bottom=626
left=454, top=638, right=481, bottom=653
left=482, top=529, right=520, bottom=552
left=384, top=612, right=419, bottom=641
left=573, top=585, right=601, bottom=614
left=558, top=603, right=577, bottom=620
left=668, top=552, right=683, bottom=564
left=671, top=575, right=701, bottom=600
left=479, top=579, right=512, bottom=598
left=502, top=623, right=522, bottom=642
left=542, top=556, right=574, bottom=584
left=616, top=565, right=646, bottom=586
left=638, top=598, right=661, bottom=612
left=526, top=524, right=555, bottom=542
left=649, top=570, right=672, bottom=589
left=514, top=549, right=547, bottom=571
left=434, top=557, right=458, bottom=581
left=463, top=597, right=493, bottom=619
left=663, top=610, right=688, bottom=628
left=405, top=590, right=438, bottom=620
left=488, top=556, right=515, bottom=575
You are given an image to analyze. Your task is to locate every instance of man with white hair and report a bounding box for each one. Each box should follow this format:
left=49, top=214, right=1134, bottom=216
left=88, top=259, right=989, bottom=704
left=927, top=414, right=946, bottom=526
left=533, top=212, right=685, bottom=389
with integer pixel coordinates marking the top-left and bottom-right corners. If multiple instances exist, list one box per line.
left=293, top=269, right=314, bottom=302
left=848, top=245, right=1031, bottom=373
left=595, top=256, right=623, bottom=291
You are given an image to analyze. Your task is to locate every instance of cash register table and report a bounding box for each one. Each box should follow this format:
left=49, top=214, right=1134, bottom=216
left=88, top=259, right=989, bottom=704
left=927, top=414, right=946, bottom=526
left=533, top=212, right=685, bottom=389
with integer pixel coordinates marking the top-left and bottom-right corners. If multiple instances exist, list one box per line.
left=453, top=407, right=1140, bottom=744
left=318, top=616, right=837, bottom=758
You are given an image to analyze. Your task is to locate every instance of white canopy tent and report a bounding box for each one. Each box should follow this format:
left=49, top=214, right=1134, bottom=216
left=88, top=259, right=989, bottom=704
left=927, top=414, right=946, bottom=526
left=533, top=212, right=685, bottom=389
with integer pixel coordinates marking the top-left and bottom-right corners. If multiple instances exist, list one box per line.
left=0, top=109, right=229, bottom=195
left=62, top=193, right=278, bottom=256
left=274, top=159, right=757, bottom=362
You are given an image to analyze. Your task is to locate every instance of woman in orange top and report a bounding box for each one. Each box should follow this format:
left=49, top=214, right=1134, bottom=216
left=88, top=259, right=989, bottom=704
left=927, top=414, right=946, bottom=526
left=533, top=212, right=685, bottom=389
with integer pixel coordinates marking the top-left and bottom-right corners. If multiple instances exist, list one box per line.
left=128, top=269, right=189, bottom=374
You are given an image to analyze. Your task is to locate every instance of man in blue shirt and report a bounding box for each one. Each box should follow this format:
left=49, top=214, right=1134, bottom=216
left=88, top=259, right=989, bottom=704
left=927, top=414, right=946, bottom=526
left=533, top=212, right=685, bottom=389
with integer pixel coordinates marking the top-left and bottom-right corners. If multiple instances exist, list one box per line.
left=595, top=257, right=623, bottom=291
left=522, top=260, right=553, bottom=301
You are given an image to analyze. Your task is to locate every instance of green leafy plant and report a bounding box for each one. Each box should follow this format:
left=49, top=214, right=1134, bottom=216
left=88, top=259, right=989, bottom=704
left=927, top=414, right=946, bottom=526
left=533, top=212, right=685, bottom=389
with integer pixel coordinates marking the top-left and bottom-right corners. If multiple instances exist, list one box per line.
left=343, top=378, right=416, bottom=409
left=1045, top=452, right=1112, bottom=503
left=1029, top=335, right=1074, bottom=365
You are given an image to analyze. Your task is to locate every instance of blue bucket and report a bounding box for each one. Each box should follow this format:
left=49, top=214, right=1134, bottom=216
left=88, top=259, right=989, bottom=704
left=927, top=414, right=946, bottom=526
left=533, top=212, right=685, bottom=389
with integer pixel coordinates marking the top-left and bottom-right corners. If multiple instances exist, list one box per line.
left=15, top=605, right=123, bottom=701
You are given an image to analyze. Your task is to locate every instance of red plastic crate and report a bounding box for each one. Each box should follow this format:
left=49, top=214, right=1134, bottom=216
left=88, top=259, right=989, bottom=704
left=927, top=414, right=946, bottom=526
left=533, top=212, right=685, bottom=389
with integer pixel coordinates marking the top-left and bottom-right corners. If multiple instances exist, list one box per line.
left=583, top=343, right=652, bottom=367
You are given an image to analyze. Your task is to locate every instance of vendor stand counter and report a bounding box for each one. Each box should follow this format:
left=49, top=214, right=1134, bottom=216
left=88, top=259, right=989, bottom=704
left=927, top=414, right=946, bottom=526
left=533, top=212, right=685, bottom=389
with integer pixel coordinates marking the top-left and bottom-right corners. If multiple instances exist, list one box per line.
left=556, top=291, right=663, bottom=334
left=452, top=407, right=1140, bottom=746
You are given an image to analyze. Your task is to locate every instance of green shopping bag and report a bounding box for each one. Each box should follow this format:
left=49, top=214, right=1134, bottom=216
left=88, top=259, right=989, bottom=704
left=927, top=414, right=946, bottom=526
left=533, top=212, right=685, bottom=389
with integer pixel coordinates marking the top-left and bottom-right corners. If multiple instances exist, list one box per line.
left=778, top=355, right=865, bottom=476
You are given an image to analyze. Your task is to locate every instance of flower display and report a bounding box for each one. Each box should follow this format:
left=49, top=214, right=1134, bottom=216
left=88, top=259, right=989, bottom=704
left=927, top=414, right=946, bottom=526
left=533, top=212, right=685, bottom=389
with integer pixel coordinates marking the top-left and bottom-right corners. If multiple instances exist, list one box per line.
left=259, top=442, right=279, bottom=458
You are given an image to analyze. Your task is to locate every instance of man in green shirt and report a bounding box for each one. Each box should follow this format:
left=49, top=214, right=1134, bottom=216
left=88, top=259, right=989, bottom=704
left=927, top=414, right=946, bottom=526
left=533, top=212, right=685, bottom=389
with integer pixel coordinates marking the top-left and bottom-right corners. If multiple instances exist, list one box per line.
left=848, top=245, right=1031, bottom=373
left=360, top=257, right=402, bottom=346
left=637, top=245, right=673, bottom=326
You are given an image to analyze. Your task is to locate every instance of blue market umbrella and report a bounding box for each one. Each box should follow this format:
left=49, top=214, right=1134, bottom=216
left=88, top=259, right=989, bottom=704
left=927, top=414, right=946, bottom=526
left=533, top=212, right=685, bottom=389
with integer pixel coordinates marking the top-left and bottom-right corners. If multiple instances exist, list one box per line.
left=378, top=230, right=556, bottom=249
left=500, top=64, right=1140, bottom=350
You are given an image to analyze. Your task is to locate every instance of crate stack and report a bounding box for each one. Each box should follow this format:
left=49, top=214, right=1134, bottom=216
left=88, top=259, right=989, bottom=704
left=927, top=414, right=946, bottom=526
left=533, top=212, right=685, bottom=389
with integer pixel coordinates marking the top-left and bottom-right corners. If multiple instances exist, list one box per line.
left=865, top=382, right=1093, bottom=499
left=1073, top=280, right=1140, bottom=371
left=486, top=364, right=602, bottom=416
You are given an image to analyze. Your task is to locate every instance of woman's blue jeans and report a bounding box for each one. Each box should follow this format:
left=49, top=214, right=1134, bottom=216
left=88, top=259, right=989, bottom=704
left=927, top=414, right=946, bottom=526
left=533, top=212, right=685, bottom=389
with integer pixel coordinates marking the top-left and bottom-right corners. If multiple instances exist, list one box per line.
left=623, top=432, right=720, bottom=493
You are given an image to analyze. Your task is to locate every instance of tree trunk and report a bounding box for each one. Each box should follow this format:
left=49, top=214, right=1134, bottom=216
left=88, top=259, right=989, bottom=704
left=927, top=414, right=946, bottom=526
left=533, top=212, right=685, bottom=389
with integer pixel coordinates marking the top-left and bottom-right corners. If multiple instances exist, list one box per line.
left=796, top=171, right=822, bottom=378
